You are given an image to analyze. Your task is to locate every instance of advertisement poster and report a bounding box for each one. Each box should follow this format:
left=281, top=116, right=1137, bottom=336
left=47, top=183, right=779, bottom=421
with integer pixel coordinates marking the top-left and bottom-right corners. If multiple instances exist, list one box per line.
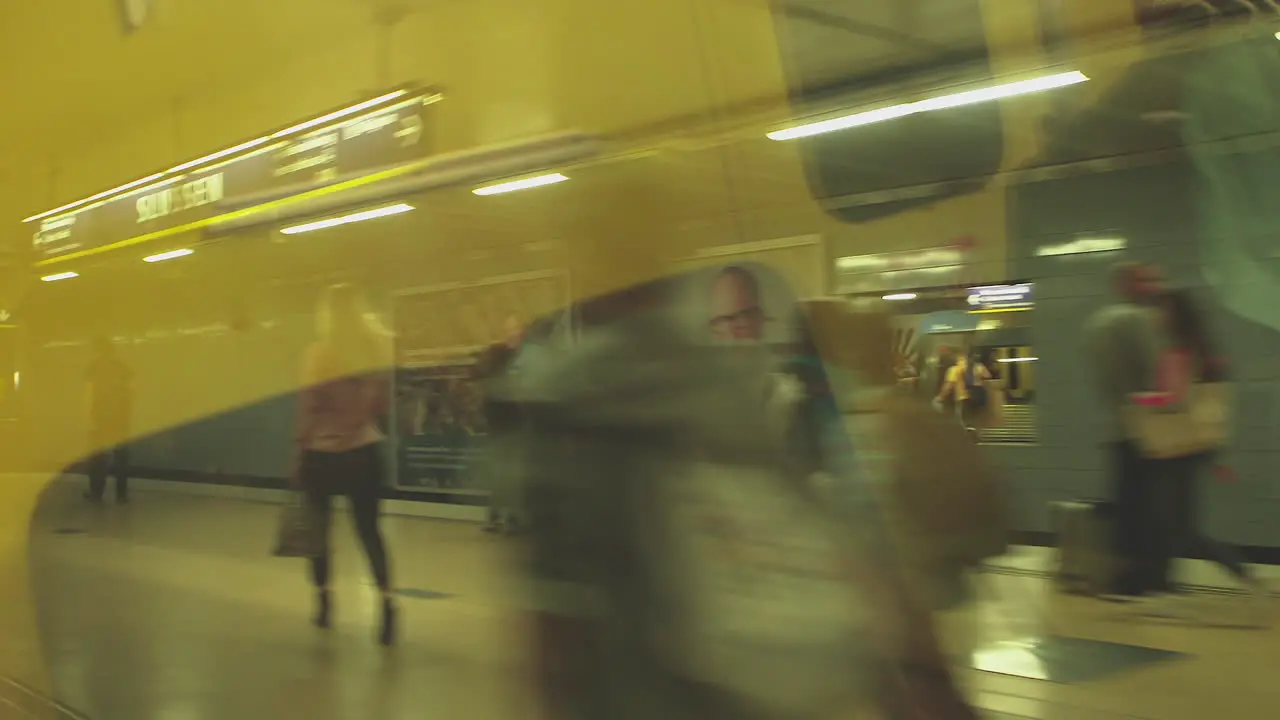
left=673, top=262, right=804, bottom=349
left=391, top=272, right=569, bottom=494
left=676, top=237, right=825, bottom=301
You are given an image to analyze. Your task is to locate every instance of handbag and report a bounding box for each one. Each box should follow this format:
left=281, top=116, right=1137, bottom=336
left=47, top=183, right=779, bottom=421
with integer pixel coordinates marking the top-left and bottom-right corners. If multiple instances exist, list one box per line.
left=1126, top=382, right=1232, bottom=459
left=272, top=494, right=326, bottom=558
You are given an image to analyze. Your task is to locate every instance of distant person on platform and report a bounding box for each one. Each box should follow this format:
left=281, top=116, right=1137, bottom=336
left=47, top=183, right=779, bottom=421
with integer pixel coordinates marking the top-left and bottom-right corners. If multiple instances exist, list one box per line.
left=85, top=335, right=133, bottom=504
left=710, top=265, right=767, bottom=342
left=1085, top=261, right=1166, bottom=600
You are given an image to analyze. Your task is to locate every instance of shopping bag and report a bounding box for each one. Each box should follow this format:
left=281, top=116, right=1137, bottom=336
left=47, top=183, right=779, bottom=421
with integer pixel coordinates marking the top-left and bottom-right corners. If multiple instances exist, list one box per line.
left=1125, top=382, right=1231, bottom=459
left=272, top=495, right=325, bottom=558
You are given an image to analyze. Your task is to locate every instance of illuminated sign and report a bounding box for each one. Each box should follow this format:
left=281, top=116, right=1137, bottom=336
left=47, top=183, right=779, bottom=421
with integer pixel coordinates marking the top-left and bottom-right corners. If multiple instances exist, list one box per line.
left=136, top=173, right=226, bottom=224
left=1036, top=236, right=1126, bottom=257
left=30, top=91, right=434, bottom=261
left=835, top=244, right=972, bottom=295
left=967, top=283, right=1034, bottom=311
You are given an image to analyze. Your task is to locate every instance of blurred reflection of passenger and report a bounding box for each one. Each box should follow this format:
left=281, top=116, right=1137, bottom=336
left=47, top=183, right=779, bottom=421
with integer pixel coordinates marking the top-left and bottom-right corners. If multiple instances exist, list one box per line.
left=806, top=301, right=1003, bottom=690
left=294, top=284, right=398, bottom=646
left=970, top=348, right=1005, bottom=429
left=508, top=177, right=978, bottom=719
left=84, top=336, right=132, bottom=504
left=476, top=313, right=526, bottom=534
left=709, top=265, right=767, bottom=341
left=515, top=285, right=977, bottom=720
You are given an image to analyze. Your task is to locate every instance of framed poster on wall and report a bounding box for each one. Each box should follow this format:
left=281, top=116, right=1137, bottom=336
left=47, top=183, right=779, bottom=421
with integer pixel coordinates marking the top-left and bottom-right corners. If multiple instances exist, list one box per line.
left=390, top=270, right=570, bottom=495
left=674, top=235, right=827, bottom=299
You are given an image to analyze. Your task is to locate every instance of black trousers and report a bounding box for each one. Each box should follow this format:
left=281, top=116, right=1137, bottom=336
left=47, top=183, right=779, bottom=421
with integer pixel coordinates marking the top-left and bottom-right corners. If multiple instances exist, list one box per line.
left=1109, top=439, right=1157, bottom=595
left=1111, top=442, right=1250, bottom=595
left=1150, top=452, right=1250, bottom=592
left=301, top=444, right=392, bottom=591
left=88, top=444, right=130, bottom=500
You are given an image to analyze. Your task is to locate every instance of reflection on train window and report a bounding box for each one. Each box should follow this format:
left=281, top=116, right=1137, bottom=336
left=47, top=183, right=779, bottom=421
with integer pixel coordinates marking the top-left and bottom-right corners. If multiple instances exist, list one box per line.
left=771, top=0, right=1002, bottom=222
left=875, top=284, right=1037, bottom=445
left=979, top=346, right=1037, bottom=445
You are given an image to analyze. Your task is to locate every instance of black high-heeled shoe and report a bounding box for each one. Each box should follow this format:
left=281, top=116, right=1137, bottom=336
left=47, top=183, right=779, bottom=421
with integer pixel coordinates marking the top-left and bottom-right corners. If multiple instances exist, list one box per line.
left=379, top=597, right=397, bottom=647
left=314, top=590, right=332, bottom=629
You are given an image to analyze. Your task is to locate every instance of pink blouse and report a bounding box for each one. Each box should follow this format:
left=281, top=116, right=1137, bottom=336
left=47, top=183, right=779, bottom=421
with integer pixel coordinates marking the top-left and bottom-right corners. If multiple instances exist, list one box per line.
left=297, top=343, right=391, bottom=453
left=1133, top=349, right=1222, bottom=408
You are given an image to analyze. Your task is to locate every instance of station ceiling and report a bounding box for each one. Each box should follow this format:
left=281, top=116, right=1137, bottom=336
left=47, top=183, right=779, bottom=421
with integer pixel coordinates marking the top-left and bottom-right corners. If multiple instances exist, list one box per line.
left=0, top=0, right=445, bottom=247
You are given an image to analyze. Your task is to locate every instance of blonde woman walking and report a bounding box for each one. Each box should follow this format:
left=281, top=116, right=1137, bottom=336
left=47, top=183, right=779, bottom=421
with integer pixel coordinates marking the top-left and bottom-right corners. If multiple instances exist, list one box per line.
left=294, top=284, right=397, bottom=646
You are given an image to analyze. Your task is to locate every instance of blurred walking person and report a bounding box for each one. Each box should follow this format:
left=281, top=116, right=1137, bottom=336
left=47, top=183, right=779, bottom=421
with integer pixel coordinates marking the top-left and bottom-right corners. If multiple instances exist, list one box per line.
left=477, top=314, right=526, bottom=534
left=294, top=284, right=398, bottom=646
left=1085, top=262, right=1165, bottom=599
left=84, top=335, right=133, bottom=504
left=1134, top=288, right=1267, bottom=622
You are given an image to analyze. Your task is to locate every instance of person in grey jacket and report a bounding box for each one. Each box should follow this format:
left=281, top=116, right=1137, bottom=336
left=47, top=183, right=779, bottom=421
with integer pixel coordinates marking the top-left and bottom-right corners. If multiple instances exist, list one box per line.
left=504, top=276, right=975, bottom=720
left=1085, top=262, right=1166, bottom=599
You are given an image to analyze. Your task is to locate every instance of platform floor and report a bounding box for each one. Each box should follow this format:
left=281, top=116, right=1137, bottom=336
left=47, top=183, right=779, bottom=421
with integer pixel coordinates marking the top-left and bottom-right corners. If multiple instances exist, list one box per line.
left=19, top=477, right=1280, bottom=719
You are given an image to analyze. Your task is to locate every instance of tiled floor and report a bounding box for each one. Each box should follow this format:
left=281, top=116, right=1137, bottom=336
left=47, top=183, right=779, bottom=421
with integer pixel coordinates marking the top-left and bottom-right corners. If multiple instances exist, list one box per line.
left=21, top=478, right=1280, bottom=719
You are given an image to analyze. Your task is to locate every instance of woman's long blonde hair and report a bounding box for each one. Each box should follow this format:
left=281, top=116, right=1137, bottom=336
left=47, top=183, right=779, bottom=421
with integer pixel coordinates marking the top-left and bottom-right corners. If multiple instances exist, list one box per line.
left=316, top=284, right=393, bottom=376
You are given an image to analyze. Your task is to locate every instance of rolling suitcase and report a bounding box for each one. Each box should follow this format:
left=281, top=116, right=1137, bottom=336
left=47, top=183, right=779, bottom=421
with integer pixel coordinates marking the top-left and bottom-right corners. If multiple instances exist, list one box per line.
left=1052, top=499, right=1116, bottom=596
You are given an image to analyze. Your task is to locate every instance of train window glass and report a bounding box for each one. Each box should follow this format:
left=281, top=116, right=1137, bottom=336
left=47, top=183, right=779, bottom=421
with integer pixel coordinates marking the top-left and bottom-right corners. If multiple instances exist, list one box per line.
left=978, top=345, right=1038, bottom=445
left=874, top=289, right=1037, bottom=445
left=772, top=0, right=1003, bottom=223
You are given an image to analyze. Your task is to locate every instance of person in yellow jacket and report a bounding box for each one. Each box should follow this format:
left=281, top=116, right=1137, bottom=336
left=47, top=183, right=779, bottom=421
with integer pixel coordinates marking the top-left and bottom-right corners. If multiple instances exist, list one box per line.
left=936, top=350, right=997, bottom=431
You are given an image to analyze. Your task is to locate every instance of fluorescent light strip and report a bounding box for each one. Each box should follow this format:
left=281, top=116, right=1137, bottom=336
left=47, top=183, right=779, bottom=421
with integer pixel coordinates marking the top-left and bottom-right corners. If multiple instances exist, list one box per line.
left=997, top=356, right=1038, bottom=363
left=280, top=203, right=415, bottom=235
left=473, top=173, right=568, bottom=196
left=23, top=90, right=416, bottom=224
left=768, top=71, right=1089, bottom=141
left=271, top=90, right=409, bottom=139
left=41, top=272, right=79, bottom=282
left=144, top=248, right=194, bottom=263
left=203, top=141, right=287, bottom=173
left=311, top=96, right=426, bottom=139
left=24, top=173, right=166, bottom=224
left=167, top=138, right=271, bottom=174
left=882, top=293, right=918, bottom=301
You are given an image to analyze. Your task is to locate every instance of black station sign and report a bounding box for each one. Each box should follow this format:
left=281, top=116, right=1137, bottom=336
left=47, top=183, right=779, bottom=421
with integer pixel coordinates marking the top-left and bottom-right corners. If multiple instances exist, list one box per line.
left=32, top=92, right=432, bottom=261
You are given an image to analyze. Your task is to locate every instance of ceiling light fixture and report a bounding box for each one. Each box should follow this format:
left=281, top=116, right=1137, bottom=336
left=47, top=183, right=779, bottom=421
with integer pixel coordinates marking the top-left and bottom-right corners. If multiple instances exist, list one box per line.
left=271, top=90, right=408, bottom=139
left=882, top=293, right=918, bottom=301
left=769, top=70, right=1090, bottom=141
left=41, top=272, right=79, bottom=282
left=24, top=174, right=166, bottom=224
left=167, top=138, right=271, bottom=174
left=143, top=248, right=194, bottom=263
left=997, top=356, right=1039, bottom=363
left=473, top=173, right=569, bottom=196
left=280, top=202, right=415, bottom=235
